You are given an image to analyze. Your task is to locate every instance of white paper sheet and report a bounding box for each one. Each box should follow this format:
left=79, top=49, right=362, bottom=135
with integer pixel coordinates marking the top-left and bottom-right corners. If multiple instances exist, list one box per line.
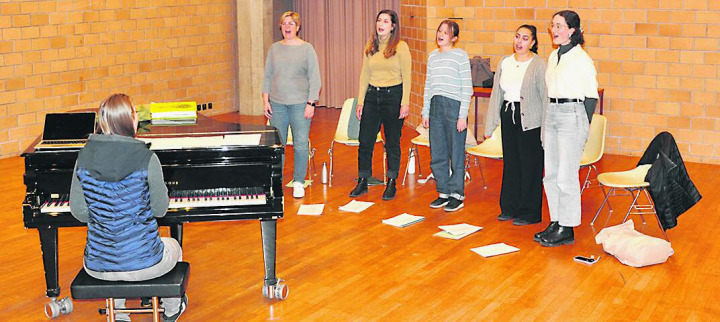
left=297, top=204, right=324, bottom=216
left=339, top=200, right=374, bottom=213
left=433, top=231, right=473, bottom=240
left=223, top=133, right=261, bottom=146
left=471, top=243, right=520, bottom=257
left=439, top=223, right=483, bottom=236
left=382, top=213, right=424, bottom=228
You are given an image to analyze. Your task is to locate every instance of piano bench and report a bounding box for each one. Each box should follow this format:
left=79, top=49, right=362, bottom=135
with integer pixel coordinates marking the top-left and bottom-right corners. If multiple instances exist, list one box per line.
left=71, top=262, right=190, bottom=322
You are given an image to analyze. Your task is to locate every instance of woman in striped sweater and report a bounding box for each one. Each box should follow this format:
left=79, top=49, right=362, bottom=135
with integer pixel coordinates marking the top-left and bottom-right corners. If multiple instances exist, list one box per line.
left=421, top=20, right=473, bottom=212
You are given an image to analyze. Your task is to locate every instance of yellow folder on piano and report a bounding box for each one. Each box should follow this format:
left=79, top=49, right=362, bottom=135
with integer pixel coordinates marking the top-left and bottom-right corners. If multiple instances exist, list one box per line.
left=150, top=101, right=198, bottom=124
left=150, top=101, right=197, bottom=113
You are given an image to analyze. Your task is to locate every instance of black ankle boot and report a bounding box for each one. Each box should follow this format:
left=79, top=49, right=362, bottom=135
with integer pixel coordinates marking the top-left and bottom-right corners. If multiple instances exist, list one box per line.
left=533, top=221, right=559, bottom=242
left=539, top=225, right=574, bottom=247
left=382, top=178, right=397, bottom=200
left=349, top=178, right=368, bottom=197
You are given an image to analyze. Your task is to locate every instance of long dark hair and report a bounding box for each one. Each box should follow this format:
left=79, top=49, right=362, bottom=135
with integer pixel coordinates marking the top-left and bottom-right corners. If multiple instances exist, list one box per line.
left=364, top=9, right=400, bottom=58
left=553, top=10, right=584, bottom=46
left=517, top=24, right=538, bottom=54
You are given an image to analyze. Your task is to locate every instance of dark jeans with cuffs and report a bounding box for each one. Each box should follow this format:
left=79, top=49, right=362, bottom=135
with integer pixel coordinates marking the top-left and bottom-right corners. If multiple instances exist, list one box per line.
left=500, top=101, right=544, bottom=222
left=358, top=84, right=404, bottom=179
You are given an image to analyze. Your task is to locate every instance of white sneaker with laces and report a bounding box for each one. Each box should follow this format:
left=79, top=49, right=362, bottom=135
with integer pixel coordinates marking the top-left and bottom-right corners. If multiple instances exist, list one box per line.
left=293, top=181, right=305, bottom=198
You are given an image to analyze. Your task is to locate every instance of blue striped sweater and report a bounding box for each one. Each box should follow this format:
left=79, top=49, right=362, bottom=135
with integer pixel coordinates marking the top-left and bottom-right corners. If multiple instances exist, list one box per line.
left=422, top=48, right=473, bottom=119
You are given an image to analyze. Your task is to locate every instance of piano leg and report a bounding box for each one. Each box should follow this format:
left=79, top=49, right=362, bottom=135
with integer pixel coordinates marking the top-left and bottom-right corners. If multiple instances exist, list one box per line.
left=39, top=227, right=60, bottom=298
left=170, top=223, right=184, bottom=246
left=260, top=220, right=288, bottom=300
left=39, top=227, right=74, bottom=318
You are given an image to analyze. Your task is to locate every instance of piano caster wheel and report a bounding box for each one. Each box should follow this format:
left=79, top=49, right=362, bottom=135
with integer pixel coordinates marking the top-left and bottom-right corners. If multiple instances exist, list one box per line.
left=262, top=280, right=289, bottom=300
left=45, top=296, right=73, bottom=318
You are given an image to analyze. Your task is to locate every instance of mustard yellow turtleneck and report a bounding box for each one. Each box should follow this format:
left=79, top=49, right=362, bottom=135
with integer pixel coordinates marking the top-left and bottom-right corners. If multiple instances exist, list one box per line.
left=357, top=37, right=412, bottom=106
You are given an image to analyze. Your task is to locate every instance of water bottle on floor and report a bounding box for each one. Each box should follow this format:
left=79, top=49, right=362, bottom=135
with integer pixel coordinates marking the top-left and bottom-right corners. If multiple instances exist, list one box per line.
left=321, top=162, right=328, bottom=184
left=408, top=150, right=416, bottom=174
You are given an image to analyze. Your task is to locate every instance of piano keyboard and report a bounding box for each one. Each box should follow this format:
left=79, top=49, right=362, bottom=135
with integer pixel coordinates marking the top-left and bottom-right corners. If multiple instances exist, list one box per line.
left=39, top=187, right=267, bottom=213
left=40, top=194, right=70, bottom=213
left=169, top=187, right=267, bottom=208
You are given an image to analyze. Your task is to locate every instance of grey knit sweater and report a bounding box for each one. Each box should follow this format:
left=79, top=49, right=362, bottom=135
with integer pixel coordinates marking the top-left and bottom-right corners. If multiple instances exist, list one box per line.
left=484, top=53, right=548, bottom=137
left=262, top=41, right=322, bottom=105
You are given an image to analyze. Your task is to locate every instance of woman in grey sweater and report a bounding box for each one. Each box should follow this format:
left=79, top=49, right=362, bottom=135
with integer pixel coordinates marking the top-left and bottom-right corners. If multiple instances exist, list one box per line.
left=262, top=11, right=322, bottom=199
left=485, top=25, right=547, bottom=227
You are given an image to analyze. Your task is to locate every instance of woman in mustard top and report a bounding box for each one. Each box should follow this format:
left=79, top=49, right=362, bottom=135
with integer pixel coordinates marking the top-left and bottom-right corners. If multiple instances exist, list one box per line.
left=350, top=9, right=412, bottom=201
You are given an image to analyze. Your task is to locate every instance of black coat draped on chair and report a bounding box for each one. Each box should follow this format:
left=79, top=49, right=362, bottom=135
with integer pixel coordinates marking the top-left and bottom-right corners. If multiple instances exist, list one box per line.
left=637, top=132, right=702, bottom=230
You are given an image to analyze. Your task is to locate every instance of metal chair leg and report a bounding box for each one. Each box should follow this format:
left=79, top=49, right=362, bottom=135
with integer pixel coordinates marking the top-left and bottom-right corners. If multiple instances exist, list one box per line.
left=477, top=156, right=487, bottom=189
left=637, top=190, right=647, bottom=225
left=464, top=154, right=471, bottom=182
left=328, top=142, right=334, bottom=187
left=306, top=141, right=316, bottom=184
left=580, top=165, right=595, bottom=195
left=592, top=185, right=613, bottom=225
left=107, top=298, right=116, bottom=322
left=622, top=189, right=643, bottom=223
left=151, top=296, right=160, bottom=322
left=414, top=144, right=422, bottom=176
left=464, top=155, right=470, bottom=181
left=309, top=147, right=316, bottom=176
left=644, top=188, right=669, bottom=241
left=402, top=147, right=413, bottom=185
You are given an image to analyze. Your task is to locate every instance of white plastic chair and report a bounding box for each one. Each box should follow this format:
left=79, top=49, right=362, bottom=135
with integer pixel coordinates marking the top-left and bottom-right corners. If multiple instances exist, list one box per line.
left=580, top=115, right=607, bottom=194
left=465, top=124, right=502, bottom=189
left=593, top=164, right=668, bottom=241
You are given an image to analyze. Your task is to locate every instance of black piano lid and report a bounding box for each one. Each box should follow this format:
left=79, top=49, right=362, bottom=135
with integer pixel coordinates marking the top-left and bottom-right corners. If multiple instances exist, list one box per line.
left=136, top=114, right=282, bottom=147
left=22, top=115, right=283, bottom=156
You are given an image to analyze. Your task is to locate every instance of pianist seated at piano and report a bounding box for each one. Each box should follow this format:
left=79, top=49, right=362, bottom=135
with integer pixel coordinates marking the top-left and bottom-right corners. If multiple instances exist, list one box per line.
left=69, top=93, right=188, bottom=322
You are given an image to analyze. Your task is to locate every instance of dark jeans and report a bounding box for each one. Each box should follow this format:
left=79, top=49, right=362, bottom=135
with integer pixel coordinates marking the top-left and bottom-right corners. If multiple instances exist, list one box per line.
left=429, top=96, right=467, bottom=200
left=358, top=84, right=404, bottom=179
left=500, top=101, right=544, bottom=222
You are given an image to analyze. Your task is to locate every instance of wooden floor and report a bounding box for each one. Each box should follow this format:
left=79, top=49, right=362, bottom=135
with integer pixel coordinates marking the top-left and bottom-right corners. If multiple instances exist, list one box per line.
left=2, top=108, right=719, bottom=321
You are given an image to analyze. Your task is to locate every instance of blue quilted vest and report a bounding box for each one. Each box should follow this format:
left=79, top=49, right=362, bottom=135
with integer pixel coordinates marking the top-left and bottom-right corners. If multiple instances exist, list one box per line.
left=77, top=168, right=164, bottom=272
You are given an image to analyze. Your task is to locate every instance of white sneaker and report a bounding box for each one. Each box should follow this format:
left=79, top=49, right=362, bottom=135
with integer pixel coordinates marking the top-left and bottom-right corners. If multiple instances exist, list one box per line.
left=293, top=182, right=305, bottom=198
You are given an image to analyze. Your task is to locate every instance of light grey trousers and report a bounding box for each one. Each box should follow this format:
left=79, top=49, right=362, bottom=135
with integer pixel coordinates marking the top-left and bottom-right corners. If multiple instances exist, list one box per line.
left=542, top=102, right=589, bottom=227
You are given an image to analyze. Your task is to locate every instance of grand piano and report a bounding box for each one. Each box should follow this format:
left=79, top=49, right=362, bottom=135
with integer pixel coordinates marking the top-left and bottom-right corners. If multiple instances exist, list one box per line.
left=22, top=115, right=287, bottom=317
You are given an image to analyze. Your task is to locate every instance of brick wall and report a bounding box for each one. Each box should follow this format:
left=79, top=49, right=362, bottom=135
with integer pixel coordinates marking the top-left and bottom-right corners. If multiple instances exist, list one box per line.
left=403, top=0, right=428, bottom=128
left=401, top=0, right=720, bottom=164
left=0, top=1, right=238, bottom=158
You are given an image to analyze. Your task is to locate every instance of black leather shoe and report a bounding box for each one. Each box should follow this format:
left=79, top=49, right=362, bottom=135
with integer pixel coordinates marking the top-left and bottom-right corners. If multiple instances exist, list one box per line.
left=382, top=178, right=397, bottom=200
left=349, top=178, right=368, bottom=197
left=539, top=225, right=574, bottom=247
left=513, top=218, right=541, bottom=226
left=533, top=222, right=559, bottom=242
left=498, top=213, right=512, bottom=221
